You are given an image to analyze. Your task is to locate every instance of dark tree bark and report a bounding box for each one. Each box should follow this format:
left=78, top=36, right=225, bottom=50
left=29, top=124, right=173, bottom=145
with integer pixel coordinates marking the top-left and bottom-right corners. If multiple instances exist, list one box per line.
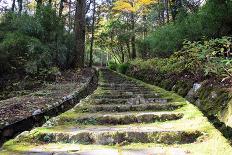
left=73, top=0, right=86, bottom=68
left=89, top=0, right=96, bottom=67
left=12, top=0, right=16, bottom=12
left=68, top=0, right=72, bottom=33
left=49, top=0, right=52, bottom=5
left=120, top=45, right=124, bottom=63
left=126, top=42, right=131, bottom=59
left=165, top=0, right=170, bottom=23
left=59, top=0, right=64, bottom=17
left=36, top=0, right=42, bottom=11
left=131, top=13, right=136, bottom=59
left=17, top=0, right=23, bottom=14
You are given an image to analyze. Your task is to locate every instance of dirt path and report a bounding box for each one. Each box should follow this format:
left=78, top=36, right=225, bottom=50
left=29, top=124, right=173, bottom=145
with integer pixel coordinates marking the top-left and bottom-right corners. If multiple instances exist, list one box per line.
left=1, top=69, right=232, bottom=155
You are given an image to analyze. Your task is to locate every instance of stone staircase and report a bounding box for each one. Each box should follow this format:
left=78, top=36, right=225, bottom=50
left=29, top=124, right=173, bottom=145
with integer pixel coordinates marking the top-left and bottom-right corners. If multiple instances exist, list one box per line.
left=1, top=69, right=232, bottom=155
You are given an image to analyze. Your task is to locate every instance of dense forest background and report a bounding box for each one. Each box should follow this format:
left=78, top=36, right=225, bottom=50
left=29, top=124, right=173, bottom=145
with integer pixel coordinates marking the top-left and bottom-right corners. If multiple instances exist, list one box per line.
left=0, top=0, right=232, bottom=81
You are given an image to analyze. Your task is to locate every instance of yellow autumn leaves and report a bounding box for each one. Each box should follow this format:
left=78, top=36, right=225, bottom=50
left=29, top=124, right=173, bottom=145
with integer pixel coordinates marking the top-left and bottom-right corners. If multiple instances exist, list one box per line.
left=113, top=0, right=156, bottom=13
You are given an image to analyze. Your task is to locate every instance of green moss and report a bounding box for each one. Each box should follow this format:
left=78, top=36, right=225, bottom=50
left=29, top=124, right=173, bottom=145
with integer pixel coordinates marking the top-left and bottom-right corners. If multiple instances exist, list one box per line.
left=159, top=79, right=176, bottom=90
left=195, top=87, right=231, bottom=116
left=172, top=80, right=193, bottom=97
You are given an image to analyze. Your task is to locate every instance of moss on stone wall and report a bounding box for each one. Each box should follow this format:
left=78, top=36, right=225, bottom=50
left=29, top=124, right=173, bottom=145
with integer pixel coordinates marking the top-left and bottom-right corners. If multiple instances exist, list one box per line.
left=126, top=65, right=232, bottom=130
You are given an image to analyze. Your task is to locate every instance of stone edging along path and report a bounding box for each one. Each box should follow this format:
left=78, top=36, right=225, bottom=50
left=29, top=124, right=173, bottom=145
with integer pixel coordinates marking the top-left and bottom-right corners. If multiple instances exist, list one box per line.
left=0, top=69, right=98, bottom=147
left=1, top=69, right=232, bottom=155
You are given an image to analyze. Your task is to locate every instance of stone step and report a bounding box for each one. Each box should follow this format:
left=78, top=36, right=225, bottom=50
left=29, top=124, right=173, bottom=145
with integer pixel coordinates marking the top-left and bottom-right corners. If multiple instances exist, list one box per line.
left=100, top=87, right=153, bottom=92
left=83, top=98, right=129, bottom=105
left=75, top=103, right=182, bottom=113
left=99, top=83, right=142, bottom=88
left=102, top=90, right=155, bottom=94
left=97, top=91, right=157, bottom=96
left=83, top=97, right=171, bottom=105
left=11, top=146, right=188, bottom=155
left=55, top=112, right=184, bottom=125
left=101, top=81, right=134, bottom=84
left=91, top=94, right=160, bottom=99
left=35, top=126, right=202, bottom=145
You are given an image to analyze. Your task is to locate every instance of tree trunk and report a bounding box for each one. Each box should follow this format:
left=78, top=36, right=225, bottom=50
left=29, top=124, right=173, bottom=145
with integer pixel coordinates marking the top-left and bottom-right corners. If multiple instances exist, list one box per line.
left=49, top=0, right=52, bottom=5
left=18, top=0, right=23, bottom=14
left=126, top=42, right=131, bottom=59
left=161, top=0, right=165, bottom=24
left=165, top=0, right=170, bottom=23
left=36, top=0, right=42, bottom=11
left=131, top=13, right=136, bottom=59
left=59, top=0, right=64, bottom=17
left=12, top=0, right=16, bottom=12
left=89, top=0, right=96, bottom=67
left=68, top=0, right=72, bottom=33
left=73, top=0, right=86, bottom=68
left=120, top=45, right=124, bottom=63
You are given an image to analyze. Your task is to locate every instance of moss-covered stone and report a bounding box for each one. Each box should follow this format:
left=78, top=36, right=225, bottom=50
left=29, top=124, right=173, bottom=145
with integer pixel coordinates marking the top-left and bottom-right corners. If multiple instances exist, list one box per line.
left=1, top=69, right=232, bottom=155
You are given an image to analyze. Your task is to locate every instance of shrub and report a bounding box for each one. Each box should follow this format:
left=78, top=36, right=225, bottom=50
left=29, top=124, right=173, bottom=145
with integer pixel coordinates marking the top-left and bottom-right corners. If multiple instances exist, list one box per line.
left=117, top=63, right=129, bottom=74
left=130, top=36, right=232, bottom=80
left=108, top=61, right=118, bottom=71
left=0, top=6, right=75, bottom=76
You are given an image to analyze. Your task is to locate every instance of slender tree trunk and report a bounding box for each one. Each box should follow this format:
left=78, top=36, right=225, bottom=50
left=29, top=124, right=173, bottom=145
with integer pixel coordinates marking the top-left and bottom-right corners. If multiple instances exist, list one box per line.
left=73, top=0, right=86, bottom=68
left=120, top=45, right=124, bottom=63
left=12, top=0, right=16, bottom=12
left=59, top=0, right=64, bottom=17
left=161, top=0, right=165, bottom=24
left=165, top=0, right=169, bottom=23
left=49, top=0, right=52, bottom=5
left=143, top=15, right=147, bottom=38
left=18, top=0, right=23, bottom=14
left=131, top=13, right=136, bottom=59
left=89, top=0, right=96, bottom=67
left=158, top=0, right=161, bottom=25
left=126, top=42, right=131, bottom=59
left=68, top=0, right=72, bottom=33
left=36, top=0, right=42, bottom=11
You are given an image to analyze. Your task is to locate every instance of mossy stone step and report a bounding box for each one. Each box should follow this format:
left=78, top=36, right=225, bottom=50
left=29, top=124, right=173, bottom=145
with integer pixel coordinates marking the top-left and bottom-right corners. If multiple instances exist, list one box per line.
left=75, top=103, right=182, bottom=113
left=99, top=85, right=148, bottom=89
left=101, top=78, right=132, bottom=81
left=83, top=97, right=171, bottom=105
left=53, top=112, right=184, bottom=125
left=13, top=146, right=188, bottom=155
left=100, top=88, right=154, bottom=92
left=96, top=91, right=157, bottom=96
left=3, top=69, right=232, bottom=155
left=90, top=94, right=160, bottom=99
left=99, top=83, right=143, bottom=87
left=82, top=98, right=129, bottom=105
left=101, top=90, right=156, bottom=95
left=35, top=127, right=202, bottom=145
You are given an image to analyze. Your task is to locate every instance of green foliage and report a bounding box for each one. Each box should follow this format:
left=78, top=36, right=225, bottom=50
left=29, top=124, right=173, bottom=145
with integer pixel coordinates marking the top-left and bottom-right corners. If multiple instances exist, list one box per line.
left=139, top=0, right=232, bottom=57
left=108, top=61, right=118, bottom=71
left=117, top=63, right=129, bottom=74
left=0, top=6, right=75, bottom=76
left=130, top=36, right=232, bottom=79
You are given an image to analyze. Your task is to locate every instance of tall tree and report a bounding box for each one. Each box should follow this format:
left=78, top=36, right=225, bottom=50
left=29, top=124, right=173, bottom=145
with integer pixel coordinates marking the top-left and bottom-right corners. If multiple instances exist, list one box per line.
left=89, top=0, right=96, bottom=67
left=12, top=0, right=16, bottom=12
left=59, top=0, right=64, bottom=17
left=18, top=0, right=23, bottom=14
left=36, top=0, right=42, bottom=11
left=73, top=0, right=86, bottom=68
left=113, top=0, right=155, bottom=59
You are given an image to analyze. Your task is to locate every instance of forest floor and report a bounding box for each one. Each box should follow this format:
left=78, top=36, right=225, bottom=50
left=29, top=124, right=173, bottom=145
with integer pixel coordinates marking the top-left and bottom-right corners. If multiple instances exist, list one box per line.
left=1, top=69, right=232, bottom=155
left=0, top=69, right=94, bottom=129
